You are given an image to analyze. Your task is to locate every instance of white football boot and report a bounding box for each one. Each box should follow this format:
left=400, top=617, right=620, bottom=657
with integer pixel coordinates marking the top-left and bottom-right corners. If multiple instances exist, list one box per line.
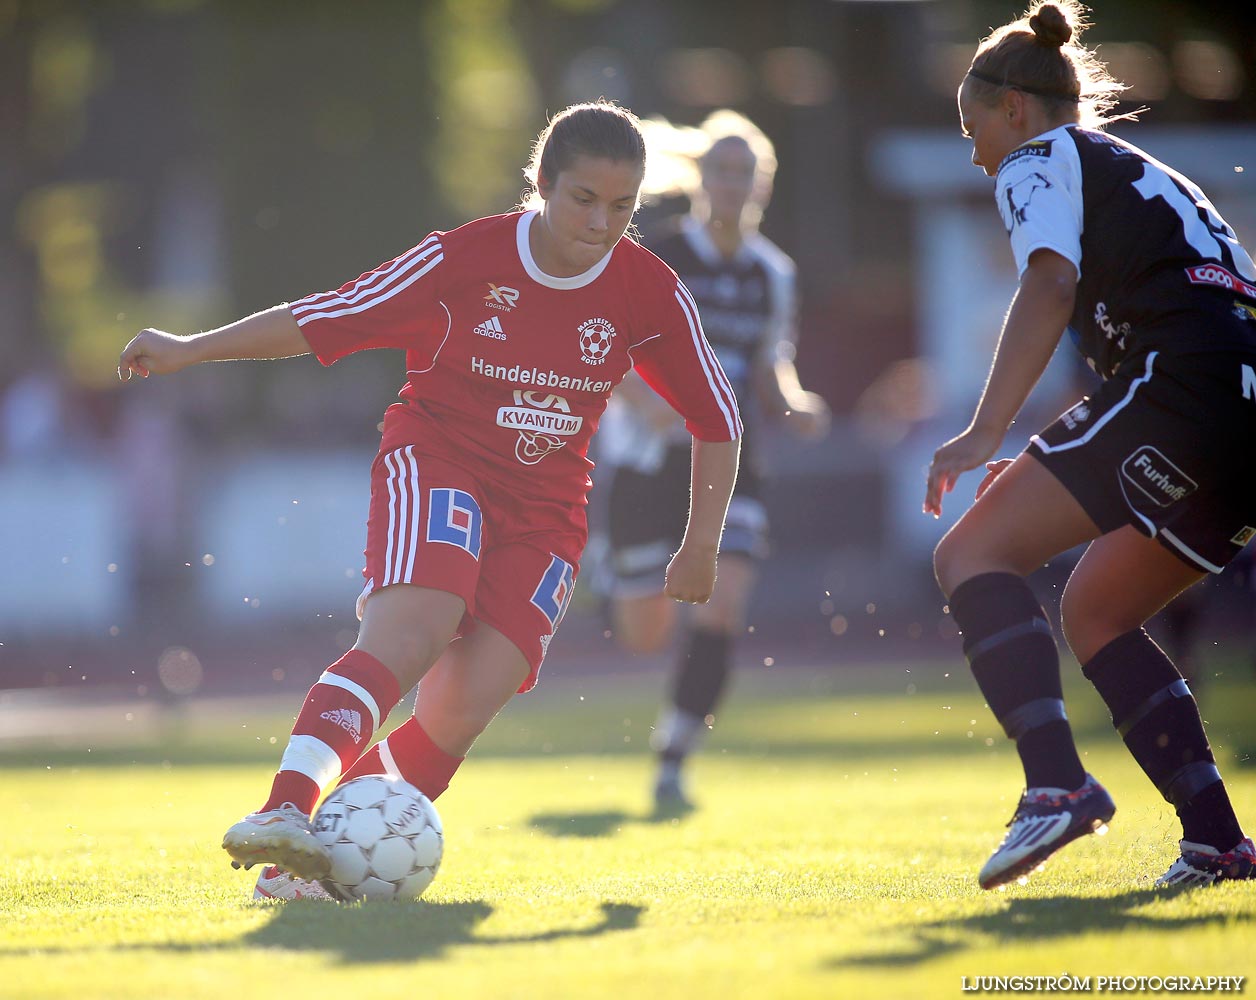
left=1156, top=837, right=1256, bottom=887
left=222, top=802, right=331, bottom=881
left=253, top=864, right=336, bottom=901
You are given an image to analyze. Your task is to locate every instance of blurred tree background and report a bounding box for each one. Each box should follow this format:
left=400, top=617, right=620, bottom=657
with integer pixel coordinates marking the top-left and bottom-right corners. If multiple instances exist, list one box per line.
left=3, top=0, right=1252, bottom=437
left=1, top=0, right=1253, bottom=687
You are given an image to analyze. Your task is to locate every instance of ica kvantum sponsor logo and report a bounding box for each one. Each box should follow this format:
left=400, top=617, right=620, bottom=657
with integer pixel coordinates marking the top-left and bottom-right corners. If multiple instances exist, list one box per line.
left=1121, top=446, right=1197, bottom=507
left=484, top=282, right=521, bottom=311
left=577, top=317, right=616, bottom=364
left=496, top=390, right=583, bottom=465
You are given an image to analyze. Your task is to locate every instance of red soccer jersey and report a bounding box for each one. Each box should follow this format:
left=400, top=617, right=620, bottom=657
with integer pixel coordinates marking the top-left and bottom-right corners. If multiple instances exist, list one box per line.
left=291, top=211, right=741, bottom=506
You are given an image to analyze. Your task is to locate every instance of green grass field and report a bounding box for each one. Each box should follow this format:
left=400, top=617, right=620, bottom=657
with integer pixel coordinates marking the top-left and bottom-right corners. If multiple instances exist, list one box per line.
left=3, top=655, right=1255, bottom=1000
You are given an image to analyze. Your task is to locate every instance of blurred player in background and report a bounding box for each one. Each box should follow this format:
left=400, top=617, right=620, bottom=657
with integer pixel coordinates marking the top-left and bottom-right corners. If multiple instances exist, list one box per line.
left=596, top=110, right=829, bottom=810
left=118, top=99, right=742, bottom=899
left=927, top=0, right=1256, bottom=889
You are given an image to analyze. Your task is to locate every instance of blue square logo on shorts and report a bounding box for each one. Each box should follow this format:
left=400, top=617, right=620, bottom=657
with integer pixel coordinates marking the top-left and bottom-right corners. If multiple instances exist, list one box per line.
left=1120, top=446, right=1197, bottom=507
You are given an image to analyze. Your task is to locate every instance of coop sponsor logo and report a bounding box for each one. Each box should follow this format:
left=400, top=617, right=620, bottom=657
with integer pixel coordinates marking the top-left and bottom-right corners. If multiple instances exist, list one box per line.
left=484, top=282, right=520, bottom=312
left=320, top=707, right=364, bottom=744
left=470, top=356, right=612, bottom=393
left=1185, top=263, right=1256, bottom=300
left=1121, top=446, right=1197, bottom=507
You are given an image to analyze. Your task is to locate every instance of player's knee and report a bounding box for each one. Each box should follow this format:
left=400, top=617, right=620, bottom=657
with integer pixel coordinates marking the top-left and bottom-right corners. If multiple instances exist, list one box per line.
left=933, top=532, right=963, bottom=597
left=612, top=598, right=674, bottom=654
left=1060, top=582, right=1126, bottom=664
left=370, top=625, right=447, bottom=685
left=616, top=619, right=672, bottom=655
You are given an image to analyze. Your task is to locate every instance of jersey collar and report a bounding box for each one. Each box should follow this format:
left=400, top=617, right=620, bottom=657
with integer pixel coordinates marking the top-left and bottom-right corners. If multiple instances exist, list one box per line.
left=516, top=210, right=616, bottom=290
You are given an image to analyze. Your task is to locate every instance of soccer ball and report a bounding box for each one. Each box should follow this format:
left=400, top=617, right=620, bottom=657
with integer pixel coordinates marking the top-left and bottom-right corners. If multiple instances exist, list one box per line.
left=311, top=774, right=443, bottom=901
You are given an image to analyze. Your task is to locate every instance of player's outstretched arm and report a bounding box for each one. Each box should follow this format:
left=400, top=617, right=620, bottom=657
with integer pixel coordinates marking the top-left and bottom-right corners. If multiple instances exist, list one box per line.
left=665, top=436, right=740, bottom=604
left=118, top=304, right=310, bottom=380
left=924, top=249, right=1077, bottom=517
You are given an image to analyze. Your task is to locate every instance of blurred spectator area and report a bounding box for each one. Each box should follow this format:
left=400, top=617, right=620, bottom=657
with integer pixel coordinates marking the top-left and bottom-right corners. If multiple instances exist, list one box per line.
left=2, top=0, right=1254, bottom=673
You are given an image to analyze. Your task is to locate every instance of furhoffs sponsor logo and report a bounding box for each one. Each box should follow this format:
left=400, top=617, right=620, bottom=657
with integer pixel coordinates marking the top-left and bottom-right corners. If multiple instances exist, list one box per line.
left=1121, top=446, right=1197, bottom=507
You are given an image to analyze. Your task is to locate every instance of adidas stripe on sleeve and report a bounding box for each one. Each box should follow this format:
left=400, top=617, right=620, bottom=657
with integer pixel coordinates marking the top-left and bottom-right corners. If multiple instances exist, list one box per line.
left=291, top=234, right=446, bottom=365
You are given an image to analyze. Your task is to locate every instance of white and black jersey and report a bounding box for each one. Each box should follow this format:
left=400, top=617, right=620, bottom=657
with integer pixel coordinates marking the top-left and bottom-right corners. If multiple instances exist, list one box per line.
left=1009, top=126, right=1256, bottom=573
left=997, top=124, right=1256, bottom=377
left=650, top=216, right=797, bottom=405
left=595, top=216, right=792, bottom=592
left=598, top=216, right=796, bottom=476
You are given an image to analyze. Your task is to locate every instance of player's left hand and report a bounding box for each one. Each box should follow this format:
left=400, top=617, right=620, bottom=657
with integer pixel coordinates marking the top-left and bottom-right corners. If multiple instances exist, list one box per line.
left=974, top=458, right=1016, bottom=501
left=924, top=424, right=1002, bottom=518
left=663, top=543, right=718, bottom=604
left=782, top=391, right=831, bottom=440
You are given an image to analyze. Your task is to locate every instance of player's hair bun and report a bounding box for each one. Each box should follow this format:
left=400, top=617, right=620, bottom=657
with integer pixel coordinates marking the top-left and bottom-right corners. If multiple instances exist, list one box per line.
left=1029, top=4, right=1073, bottom=48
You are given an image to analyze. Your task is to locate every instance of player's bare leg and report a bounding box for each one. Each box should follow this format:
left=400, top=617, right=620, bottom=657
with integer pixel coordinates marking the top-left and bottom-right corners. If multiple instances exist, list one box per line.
left=224, top=585, right=464, bottom=879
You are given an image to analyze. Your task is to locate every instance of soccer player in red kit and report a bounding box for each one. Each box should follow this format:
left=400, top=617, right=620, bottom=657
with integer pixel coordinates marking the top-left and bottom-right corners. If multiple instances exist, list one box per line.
left=117, top=100, right=742, bottom=900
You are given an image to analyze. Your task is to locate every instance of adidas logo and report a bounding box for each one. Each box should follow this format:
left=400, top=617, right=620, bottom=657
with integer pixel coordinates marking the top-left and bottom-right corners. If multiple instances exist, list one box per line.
left=473, top=316, right=507, bottom=341
left=320, top=707, right=363, bottom=743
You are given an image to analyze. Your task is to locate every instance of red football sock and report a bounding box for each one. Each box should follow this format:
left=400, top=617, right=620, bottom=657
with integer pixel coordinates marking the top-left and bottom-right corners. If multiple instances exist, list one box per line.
left=261, top=649, right=401, bottom=814
left=338, top=717, right=464, bottom=801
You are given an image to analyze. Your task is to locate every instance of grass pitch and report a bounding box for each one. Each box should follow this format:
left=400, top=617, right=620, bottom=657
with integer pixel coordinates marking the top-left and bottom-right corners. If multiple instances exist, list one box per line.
left=2, top=654, right=1254, bottom=1000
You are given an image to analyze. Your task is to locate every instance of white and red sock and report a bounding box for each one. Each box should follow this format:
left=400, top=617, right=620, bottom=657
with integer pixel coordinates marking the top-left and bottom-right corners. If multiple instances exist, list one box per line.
left=260, top=649, right=401, bottom=815
left=337, top=717, right=464, bottom=801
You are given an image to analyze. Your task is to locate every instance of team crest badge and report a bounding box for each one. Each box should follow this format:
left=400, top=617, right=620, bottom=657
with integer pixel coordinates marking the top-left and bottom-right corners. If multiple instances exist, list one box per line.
left=578, top=317, right=616, bottom=365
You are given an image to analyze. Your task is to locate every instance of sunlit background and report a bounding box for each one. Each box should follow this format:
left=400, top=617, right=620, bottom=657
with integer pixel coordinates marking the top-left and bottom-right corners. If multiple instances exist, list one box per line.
left=2, top=0, right=1254, bottom=703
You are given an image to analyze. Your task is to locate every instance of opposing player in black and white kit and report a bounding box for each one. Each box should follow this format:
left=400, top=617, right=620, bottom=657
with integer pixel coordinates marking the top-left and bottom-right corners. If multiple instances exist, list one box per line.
left=598, top=110, right=829, bottom=809
left=927, top=0, right=1256, bottom=889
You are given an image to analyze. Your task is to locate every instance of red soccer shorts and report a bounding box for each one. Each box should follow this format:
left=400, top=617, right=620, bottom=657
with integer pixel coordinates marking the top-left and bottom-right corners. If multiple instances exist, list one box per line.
left=358, top=446, right=585, bottom=691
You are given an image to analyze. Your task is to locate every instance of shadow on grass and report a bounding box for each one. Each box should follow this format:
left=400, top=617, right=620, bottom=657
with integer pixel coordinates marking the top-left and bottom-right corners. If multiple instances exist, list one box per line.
left=530, top=800, right=695, bottom=839
left=247, top=898, right=645, bottom=963
left=0, top=899, right=645, bottom=965
left=831, top=887, right=1251, bottom=969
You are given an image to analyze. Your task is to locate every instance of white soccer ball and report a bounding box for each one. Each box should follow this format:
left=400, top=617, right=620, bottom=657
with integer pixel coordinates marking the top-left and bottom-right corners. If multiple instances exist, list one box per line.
left=311, top=774, right=443, bottom=901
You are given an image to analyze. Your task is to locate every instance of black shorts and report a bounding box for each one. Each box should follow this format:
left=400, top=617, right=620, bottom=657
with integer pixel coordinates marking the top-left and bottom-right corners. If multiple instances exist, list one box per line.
left=606, top=442, right=767, bottom=597
left=1028, top=349, right=1256, bottom=573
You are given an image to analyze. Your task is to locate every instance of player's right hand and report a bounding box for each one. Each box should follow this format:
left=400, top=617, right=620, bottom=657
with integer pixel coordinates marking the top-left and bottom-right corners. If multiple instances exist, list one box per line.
left=117, top=329, right=198, bottom=380
left=923, top=424, right=1002, bottom=518
left=663, top=543, right=718, bottom=604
